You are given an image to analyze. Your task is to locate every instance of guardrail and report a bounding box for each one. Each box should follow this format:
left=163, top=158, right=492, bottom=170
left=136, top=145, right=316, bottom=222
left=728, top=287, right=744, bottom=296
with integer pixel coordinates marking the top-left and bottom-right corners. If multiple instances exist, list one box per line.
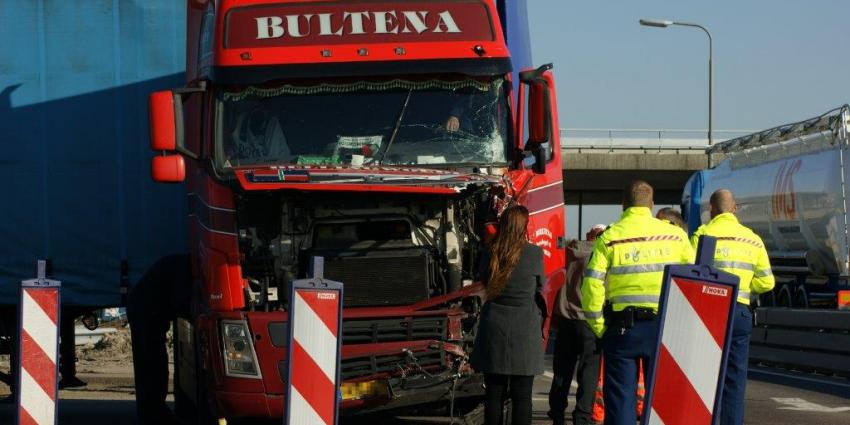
left=559, top=128, right=755, bottom=153
left=750, top=308, right=850, bottom=377
left=561, top=141, right=709, bottom=152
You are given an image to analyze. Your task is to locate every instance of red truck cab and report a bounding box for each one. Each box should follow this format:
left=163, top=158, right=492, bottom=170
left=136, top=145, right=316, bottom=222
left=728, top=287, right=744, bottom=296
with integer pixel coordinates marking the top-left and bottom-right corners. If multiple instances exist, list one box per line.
left=149, top=0, right=565, bottom=421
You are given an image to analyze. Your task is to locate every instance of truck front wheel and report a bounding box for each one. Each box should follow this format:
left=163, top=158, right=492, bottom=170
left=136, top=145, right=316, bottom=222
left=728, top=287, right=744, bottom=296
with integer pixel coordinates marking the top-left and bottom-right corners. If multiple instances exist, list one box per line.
left=173, top=316, right=218, bottom=425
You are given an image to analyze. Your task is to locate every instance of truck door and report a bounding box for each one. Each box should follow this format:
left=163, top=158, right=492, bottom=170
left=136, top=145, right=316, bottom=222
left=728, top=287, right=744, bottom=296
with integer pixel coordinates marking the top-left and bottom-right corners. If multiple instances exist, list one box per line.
left=518, top=65, right=565, bottom=276
left=517, top=65, right=566, bottom=334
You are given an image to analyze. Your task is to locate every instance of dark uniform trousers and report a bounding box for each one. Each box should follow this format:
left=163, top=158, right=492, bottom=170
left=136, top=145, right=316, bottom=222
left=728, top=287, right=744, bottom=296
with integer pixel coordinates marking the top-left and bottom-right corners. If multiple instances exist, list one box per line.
left=601, top=317, right=658, bottom=425
left=548, top=316, right=600, bottom=424
left=720, top=304, right=753, bottom=425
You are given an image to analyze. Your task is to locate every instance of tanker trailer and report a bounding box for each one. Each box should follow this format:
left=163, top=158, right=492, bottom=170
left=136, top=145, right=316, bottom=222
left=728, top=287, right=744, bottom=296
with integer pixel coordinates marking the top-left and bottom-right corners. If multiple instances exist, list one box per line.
left=683, top=105, right=850, bottom=308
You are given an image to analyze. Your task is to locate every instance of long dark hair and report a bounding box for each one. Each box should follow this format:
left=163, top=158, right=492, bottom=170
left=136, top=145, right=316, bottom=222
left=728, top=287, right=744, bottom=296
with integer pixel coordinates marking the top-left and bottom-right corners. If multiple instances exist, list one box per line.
left=487, top=206, right=530, bottom=300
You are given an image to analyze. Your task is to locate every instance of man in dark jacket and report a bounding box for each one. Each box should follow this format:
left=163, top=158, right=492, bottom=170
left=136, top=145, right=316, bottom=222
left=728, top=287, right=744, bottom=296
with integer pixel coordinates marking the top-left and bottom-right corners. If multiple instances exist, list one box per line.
left=548, top=225, right=606, bottom=425
left=127, top=255, right=192, bottom=425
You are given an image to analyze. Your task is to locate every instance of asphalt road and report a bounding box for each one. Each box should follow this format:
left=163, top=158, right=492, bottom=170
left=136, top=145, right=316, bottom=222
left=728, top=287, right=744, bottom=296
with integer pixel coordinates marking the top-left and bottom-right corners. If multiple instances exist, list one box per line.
left=529, top=368, right=850, bottom=425
left=1, top=367, right=848, bottom=424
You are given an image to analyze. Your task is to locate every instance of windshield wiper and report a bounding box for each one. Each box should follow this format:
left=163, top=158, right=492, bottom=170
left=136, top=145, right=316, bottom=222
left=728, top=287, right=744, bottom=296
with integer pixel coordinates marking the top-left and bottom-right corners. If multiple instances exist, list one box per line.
left=368, top=89, right=412, bottom=166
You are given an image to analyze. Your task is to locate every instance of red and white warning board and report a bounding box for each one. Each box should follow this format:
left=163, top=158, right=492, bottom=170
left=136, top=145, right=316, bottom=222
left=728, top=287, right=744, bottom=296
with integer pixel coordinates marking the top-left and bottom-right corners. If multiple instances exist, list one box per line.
left=18, top=260, right=61, bottom=425
left=285, top=278, right=343, bottom=425
left=647, top=277, right=736, bottom=425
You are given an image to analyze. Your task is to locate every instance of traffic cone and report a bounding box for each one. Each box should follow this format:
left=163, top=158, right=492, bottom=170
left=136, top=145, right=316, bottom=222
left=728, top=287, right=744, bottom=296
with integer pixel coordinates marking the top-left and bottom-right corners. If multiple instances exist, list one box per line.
left=637, top=360, right=646, bottom=419
left=592, top=359, right=647, bottom=423
left=592, top=361, right=605, bottom=423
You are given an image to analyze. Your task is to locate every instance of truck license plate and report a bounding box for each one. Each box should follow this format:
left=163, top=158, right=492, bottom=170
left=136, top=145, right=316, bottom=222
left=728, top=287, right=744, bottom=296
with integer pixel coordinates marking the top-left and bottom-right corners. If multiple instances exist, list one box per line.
left=340, top=380, right=388, bottom=401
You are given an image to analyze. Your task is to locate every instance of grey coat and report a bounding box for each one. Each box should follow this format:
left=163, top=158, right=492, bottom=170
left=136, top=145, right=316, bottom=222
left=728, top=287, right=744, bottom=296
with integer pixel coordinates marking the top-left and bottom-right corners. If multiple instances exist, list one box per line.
left=470, top=243, right=546, bottom=376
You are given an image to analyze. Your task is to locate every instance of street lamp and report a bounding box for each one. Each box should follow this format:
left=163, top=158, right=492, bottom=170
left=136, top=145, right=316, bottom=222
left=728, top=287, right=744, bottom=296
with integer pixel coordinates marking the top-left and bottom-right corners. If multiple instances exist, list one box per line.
left=640, top=18, right=713, bottom=146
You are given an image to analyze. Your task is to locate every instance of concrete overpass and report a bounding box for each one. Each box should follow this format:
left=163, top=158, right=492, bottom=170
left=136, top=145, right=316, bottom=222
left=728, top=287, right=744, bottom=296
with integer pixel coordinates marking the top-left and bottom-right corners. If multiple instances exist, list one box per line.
left=559, top=129, right=751, bottom=206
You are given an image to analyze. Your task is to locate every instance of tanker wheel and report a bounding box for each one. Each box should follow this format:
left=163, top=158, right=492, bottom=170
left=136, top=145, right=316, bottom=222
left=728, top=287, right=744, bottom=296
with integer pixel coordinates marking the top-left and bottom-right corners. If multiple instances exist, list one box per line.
left=776, top=285, right=793, bottom=308
left=793, top=287, right=810, bottom=309
left=755, top=290, right=776, bottom=308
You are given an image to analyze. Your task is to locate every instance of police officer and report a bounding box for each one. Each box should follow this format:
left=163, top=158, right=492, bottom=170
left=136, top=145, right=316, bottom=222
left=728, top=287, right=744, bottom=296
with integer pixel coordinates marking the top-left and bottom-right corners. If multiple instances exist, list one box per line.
left=581, top=180, right=694, bottom=425
left=691, top=189, right=774, bottom=425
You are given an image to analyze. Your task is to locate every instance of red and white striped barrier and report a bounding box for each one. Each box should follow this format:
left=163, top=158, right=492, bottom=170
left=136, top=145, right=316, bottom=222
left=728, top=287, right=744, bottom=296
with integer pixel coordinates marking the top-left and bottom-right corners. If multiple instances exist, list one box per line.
left=644, top=237, right=739, bottom=425
left=285, top=278, right=343, bottom=425
left=17, top=260, right=61, bottom=425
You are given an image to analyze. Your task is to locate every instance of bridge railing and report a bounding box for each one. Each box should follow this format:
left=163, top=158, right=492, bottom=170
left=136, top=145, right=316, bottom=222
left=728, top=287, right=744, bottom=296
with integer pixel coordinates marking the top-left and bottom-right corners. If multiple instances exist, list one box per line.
left=560, top=128, right=755, bottom=153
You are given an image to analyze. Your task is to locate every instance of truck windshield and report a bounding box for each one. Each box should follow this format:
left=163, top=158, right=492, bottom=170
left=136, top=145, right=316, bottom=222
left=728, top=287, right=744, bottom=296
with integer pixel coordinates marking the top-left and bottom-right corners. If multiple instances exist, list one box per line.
left=215, top=77, right=510, bottom=169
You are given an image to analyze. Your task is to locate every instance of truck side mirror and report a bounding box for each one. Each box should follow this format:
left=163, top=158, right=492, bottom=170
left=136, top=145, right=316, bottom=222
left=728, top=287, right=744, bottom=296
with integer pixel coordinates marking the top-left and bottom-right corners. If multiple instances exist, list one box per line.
left=148, top=84, right=205, bottom=183
left=149, top=90, right=179, bottom=151
left=151, top=155, right=186, bottom=183
left=519, top=64, right=554, bottom=175
left=149, top=90, right=187, bottom=183
left=149, top=84, right=205, bottom=158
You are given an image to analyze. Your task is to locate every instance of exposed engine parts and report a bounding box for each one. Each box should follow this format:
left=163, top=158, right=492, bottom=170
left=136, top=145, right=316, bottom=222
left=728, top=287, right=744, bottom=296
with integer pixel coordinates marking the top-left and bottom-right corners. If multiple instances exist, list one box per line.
left=235, top=186, right=496, bottom=311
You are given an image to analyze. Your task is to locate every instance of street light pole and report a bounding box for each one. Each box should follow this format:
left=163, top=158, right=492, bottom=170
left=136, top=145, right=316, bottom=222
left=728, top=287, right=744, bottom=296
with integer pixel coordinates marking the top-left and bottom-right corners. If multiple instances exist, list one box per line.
left=640, top=19, right=713, bottom=146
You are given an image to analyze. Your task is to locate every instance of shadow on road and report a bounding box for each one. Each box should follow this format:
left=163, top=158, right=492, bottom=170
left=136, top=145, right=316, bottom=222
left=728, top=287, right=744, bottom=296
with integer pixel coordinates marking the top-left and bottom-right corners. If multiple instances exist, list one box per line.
left=0, top=399, right=138, bottom=425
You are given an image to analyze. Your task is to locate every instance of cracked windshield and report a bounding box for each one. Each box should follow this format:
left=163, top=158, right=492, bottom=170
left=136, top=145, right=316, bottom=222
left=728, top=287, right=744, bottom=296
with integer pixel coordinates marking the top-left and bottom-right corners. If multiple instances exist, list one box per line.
left=216, top=78, right=509, bottom=169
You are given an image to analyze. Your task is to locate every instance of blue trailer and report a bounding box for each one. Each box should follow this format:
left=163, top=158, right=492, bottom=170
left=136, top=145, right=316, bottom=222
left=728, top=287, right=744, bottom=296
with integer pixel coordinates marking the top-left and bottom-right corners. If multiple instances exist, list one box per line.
left=0, top=1, right=537, bottom=420
left=0, top=0, right=532, bottom=308
left=0, top=1, right=188, bottom=307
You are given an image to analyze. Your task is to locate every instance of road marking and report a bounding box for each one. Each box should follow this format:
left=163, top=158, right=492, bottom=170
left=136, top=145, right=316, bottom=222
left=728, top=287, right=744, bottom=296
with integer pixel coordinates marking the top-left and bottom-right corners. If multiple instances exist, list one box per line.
left=772, top=397, right=850, bottom=412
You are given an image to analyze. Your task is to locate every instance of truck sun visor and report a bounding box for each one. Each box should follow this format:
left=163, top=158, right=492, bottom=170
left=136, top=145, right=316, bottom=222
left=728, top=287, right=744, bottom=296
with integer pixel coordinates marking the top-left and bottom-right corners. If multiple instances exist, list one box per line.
left=222, top=78, right=493, bottom=101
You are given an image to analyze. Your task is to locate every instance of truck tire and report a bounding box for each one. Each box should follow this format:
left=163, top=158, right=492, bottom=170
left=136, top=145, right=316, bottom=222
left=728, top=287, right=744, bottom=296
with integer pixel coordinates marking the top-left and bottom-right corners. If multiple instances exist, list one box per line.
left=174, top=356, right=217, bottom=424
left=173, top=320, right=217, bottom=425
left=173, top=329, right=194, bottom=423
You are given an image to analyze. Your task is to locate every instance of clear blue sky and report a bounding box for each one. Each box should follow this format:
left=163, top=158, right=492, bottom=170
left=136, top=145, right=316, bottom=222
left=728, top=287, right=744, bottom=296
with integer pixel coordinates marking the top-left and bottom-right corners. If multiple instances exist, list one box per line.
left=528, top=0, right=850, bottom=131
left=528, top=1, right=850, bottom=239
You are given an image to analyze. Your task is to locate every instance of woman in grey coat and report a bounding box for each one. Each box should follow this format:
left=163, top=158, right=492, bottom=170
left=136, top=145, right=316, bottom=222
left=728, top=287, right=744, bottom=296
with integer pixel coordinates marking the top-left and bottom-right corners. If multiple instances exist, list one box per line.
left=471, top=205, right=547, bottom=425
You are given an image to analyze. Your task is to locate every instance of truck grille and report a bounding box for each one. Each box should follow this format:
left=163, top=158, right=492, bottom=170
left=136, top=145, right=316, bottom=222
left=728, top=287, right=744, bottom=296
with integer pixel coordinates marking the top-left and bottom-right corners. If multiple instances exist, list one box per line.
left=271, top=318, right=447, bottom=382
left=340, top=349, right=445, bottom=380
left=310, top=248, right=433, bottom=307
left=268, top=317, right=447, bottom=348
left=342, top=317, right=447, bottom=345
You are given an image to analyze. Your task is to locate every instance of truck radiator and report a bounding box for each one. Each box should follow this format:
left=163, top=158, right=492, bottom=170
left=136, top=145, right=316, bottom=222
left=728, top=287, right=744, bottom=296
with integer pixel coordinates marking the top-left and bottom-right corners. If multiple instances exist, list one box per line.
left=309, top=248, right=434, bottom=307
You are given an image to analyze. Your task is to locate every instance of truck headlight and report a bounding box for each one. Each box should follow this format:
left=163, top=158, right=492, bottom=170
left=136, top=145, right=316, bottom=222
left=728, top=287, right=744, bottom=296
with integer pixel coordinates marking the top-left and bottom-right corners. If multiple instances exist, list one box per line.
left=221, top=320, right=262, bottom=379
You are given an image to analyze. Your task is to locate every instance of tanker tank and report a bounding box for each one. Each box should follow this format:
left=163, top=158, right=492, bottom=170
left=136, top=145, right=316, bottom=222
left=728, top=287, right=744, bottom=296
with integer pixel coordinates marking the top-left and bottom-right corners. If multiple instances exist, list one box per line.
left=683, top=105, right=850, bottom=308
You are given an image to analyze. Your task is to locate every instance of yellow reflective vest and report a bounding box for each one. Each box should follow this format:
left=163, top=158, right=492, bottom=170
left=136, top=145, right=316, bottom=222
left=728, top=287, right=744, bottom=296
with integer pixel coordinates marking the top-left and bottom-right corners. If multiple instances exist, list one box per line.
left=581, top=207, right=695, bottom=337
left=690, top=213, right=775, bottom=305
